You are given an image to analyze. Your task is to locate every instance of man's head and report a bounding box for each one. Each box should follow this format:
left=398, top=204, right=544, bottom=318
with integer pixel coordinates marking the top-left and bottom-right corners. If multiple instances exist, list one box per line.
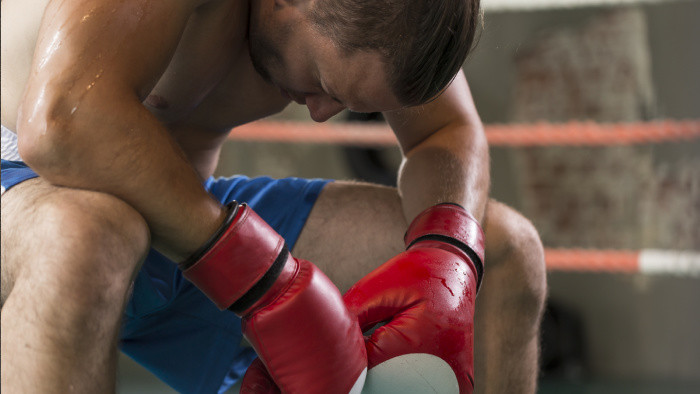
left=248, top=0, right=482, bottom=121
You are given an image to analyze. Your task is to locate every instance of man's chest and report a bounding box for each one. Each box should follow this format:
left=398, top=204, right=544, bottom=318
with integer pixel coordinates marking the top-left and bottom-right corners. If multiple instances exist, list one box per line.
left=143, top=1, right=288, bottom=131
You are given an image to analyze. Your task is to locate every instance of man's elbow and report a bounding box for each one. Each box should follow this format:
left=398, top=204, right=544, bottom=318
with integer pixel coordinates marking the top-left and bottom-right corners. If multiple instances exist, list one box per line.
left=17, top=91, right=82, bottom=180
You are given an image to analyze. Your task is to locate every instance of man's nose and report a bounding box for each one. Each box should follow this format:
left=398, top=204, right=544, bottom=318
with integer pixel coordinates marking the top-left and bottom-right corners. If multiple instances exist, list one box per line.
left=305, top=94, right=346, bottom=122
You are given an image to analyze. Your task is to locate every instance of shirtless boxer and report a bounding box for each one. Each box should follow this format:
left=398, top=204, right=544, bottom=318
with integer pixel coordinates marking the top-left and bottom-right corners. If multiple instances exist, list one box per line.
left=1, top=0, right=546, bottom=392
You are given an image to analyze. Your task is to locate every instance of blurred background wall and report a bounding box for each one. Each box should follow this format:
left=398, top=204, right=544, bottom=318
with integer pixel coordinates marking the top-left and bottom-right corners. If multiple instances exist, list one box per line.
left=118, top=1, right=700, bottom=392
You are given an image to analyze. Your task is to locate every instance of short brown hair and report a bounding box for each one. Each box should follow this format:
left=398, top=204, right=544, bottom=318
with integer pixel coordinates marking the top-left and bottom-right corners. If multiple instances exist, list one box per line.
left=310, top=0, right=482, bottom=107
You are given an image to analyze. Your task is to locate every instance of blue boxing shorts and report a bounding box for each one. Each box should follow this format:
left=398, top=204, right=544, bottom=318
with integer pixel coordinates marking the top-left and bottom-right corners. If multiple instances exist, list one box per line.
left=1, top=157, right=331, bottom=393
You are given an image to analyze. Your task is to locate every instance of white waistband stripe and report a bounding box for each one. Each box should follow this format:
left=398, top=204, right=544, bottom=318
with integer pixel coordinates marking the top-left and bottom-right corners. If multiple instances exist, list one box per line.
left=2, top=125, right=22, bottom=162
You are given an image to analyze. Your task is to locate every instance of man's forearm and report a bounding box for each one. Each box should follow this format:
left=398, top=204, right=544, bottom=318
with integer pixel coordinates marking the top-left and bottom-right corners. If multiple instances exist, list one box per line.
left=13, top=0, right=228, bottom=263
left=18, top=92, right=225, bottom=262
left=397, top=121, right=489, bottom=224
left=386, top=71, right=489, bottom=225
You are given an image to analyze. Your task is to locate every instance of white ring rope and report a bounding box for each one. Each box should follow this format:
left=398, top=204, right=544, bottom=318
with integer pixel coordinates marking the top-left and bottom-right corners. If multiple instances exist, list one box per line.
left=482, top=0, right=691, bottom=12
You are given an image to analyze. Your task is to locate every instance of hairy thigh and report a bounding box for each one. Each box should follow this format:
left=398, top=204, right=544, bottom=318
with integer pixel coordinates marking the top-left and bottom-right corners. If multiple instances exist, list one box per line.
left=1, top=178, right=149, bottom=307
left=294, top=182, right=545, bottom=295
left=293, top=182, right=534, bottom=294
left=2, top=179, right=58, bottom=304
left=292, top=181, right=406, bottom=293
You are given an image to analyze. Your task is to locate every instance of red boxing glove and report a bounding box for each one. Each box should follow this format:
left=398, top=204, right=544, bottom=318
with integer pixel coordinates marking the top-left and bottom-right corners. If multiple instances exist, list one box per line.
left=344, top=203, right=484, bottom=394
left=240, top=358, right=278, bottom=394
left=182, top=203, right=367, bottom=394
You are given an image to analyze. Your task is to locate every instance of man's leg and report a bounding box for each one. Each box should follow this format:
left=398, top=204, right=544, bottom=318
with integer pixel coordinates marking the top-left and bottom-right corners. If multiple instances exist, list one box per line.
left=1, top=178, right=150, bottom=393
left=293, top=181, right=547, bottom=393
left=473, top=200, right=547, bottom=394
left=292, top=181, right=406, bottom=293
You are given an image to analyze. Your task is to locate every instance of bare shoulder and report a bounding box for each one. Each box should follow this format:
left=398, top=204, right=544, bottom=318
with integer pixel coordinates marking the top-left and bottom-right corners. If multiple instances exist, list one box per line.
left=1, top=0, right=215, bottom=129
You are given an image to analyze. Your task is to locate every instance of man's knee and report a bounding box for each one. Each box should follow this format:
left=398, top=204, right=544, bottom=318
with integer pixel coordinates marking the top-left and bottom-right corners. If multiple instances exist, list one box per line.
left=1, top=182, right=150, bottom=309
left=482, top=200, right=547, bottom=319
left=38, top=190, right=150, bottom=289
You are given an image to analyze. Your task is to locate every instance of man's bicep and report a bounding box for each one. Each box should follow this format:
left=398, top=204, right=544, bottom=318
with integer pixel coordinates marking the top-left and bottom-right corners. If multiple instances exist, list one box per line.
left=29, top=0, right=206, bottom=99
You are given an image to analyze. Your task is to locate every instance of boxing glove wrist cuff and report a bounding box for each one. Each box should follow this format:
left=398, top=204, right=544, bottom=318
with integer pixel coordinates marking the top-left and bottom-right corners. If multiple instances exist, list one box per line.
left=180, top=201, right=240, bottom=270
left=229, top=244, right=289, bottom=315
left=181, top=203, right=286, bottom=310
left=405, top=203, right=485, bottom=290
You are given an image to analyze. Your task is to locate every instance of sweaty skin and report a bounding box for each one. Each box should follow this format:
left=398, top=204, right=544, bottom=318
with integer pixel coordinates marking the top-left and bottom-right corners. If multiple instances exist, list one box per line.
left=1, top=0, right=488, bottom=262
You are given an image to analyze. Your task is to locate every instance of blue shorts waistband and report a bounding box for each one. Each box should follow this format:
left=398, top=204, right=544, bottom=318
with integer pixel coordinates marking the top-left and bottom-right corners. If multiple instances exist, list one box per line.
left=1, top=160, right=39, bottom=195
